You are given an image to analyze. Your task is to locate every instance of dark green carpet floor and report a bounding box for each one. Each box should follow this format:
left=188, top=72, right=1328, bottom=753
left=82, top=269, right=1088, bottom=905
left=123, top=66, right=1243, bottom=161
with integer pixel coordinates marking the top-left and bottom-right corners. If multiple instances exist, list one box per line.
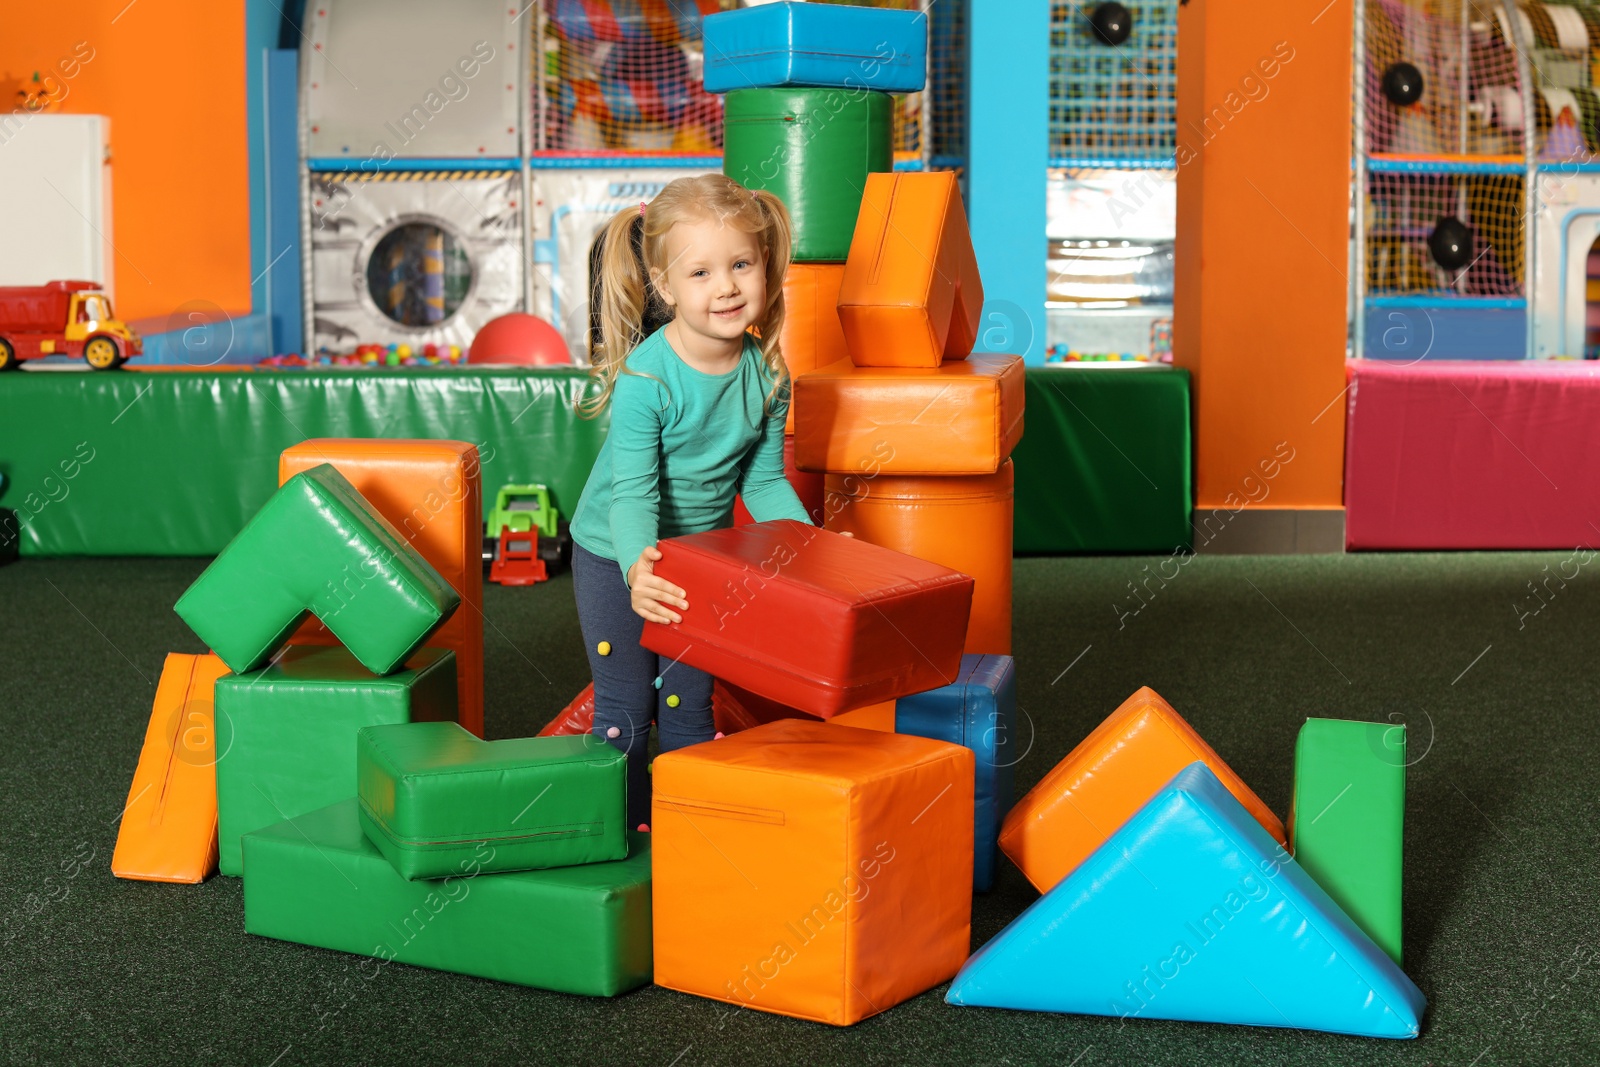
left=2, top=552, right=1597, bottom=1066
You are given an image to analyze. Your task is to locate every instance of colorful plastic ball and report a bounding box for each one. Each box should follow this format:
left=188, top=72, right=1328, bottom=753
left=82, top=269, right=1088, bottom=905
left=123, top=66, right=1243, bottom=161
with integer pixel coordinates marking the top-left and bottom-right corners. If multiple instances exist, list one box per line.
left=607, top=726, right=621, bottom=738
left=396, top=344, right=412, bottom=359
left=423, top=343, right=438, bottom=359
left=714, top=731, right=725, bottom=740
left=653, top=676, right=663, bottom=689
left=598, top=641, right=612, bottom=656
left=666, top=694, right=680, bottom=708
left=637, top=823, right=650, bottom=832
left=385, top=352, right=400, bottom=367
left=469, top=313, right=573, bottom=365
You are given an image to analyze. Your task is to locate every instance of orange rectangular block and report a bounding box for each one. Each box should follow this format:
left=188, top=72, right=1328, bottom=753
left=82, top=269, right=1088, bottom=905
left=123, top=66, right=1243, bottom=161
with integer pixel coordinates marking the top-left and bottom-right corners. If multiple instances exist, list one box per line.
left=653, top=719, right=973, bottom=1026
left=779, top=263, right=849, bottom=433
left=838, top=171, right=984, bottom=368
left=112, top=653, right=232, bottom=883
left=998, top=686, right=1285, bottom=893
left=792, top=354, right=1024, bottom=475
left=825, top=462, right=1013, bottom=655
left=279, top=439, right=485, bottom=736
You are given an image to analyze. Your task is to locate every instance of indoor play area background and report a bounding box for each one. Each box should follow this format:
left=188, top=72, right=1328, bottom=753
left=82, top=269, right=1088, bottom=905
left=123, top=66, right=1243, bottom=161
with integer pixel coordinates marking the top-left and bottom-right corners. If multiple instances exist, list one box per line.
left=5, top=1, right=1600, bottom=1065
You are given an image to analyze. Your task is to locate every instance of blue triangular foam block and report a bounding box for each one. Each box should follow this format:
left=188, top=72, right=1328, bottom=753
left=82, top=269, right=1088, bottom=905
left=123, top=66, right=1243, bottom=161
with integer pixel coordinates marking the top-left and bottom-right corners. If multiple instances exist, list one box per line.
left=947, top=762, right=1426, bottom=1038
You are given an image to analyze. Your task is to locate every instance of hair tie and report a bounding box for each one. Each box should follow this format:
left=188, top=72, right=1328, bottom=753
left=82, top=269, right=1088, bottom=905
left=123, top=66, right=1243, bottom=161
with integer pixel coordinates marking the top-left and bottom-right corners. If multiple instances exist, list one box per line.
left=639, top=201, right=647, bottom=218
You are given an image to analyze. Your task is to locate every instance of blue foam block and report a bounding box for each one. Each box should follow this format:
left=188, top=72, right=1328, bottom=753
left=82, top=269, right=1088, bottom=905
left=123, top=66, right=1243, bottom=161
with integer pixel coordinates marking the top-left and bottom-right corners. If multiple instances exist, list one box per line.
left=946, top=763, right=1426, bottom=1038
left=702, top=2, right=927, bottom=94
left=896, top=654, right=1015, bottom=892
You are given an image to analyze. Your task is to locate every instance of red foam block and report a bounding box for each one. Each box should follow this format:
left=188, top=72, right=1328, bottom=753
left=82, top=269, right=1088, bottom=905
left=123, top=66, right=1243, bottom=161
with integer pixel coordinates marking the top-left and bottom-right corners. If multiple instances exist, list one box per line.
left=640, top=520, right=973, bottom=717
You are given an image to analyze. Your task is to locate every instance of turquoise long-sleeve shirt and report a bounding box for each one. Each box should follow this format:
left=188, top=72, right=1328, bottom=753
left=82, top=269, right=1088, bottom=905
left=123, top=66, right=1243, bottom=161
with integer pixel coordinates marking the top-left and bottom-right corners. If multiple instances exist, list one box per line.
left=570, top=328, right=813, bottom=582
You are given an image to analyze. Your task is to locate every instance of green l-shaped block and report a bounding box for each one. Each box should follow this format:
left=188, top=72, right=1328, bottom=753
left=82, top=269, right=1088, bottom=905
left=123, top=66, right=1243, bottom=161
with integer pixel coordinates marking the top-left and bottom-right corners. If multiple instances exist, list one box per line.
left=1290, top=718, right=1406, bottom=964
left=173, top=463, right=460, bottom=675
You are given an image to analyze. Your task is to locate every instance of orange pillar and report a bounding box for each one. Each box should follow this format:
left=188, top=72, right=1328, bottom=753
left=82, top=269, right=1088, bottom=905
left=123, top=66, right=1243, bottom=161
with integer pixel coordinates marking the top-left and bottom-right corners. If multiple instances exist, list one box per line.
left=1175, top=0, right=1351, bottom=546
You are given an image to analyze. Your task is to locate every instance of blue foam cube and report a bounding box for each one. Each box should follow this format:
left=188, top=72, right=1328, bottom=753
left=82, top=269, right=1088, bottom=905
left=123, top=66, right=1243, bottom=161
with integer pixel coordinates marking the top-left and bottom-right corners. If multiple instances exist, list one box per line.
left=896, top=654, right=1015, bottom=892
left=702, top=2, right=927, bottom=94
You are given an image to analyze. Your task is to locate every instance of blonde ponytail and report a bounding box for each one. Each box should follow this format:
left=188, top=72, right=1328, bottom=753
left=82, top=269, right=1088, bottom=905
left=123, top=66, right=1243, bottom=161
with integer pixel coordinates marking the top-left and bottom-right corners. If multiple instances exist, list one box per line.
left=579, top=174, right=796, bottom=419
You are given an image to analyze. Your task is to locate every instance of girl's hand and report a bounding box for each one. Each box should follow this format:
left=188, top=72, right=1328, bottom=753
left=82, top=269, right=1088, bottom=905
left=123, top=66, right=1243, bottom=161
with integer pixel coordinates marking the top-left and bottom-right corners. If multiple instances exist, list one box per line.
left=628, top=546, right=689, bottom=624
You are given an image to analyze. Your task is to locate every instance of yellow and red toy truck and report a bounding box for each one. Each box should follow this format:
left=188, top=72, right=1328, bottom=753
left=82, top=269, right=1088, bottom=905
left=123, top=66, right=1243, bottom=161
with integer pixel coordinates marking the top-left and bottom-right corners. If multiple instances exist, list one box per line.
left=0, top=280, right=142, bottom=370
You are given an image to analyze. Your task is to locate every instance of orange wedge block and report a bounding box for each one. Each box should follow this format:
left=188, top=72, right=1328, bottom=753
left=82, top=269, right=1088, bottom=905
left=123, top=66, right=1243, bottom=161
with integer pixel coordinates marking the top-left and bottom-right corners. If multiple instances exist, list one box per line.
left=998, top=686, right=1286, bottom=893
left=111, top=653, right=232, bottom=883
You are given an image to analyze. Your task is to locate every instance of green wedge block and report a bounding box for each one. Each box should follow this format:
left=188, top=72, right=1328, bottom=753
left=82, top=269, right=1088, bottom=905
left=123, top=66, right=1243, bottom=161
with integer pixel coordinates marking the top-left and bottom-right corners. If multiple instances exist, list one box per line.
left=173, top=463, right=460, bottom=676
left=1290, top=718, right=1406, bottom=964
left=216, top=646, right=457, bottom=877
left=723, top=88, right=892, bottom=261
left=357, top=721, right=628, bottom=881
left=243, top=799, right=653, bottom=996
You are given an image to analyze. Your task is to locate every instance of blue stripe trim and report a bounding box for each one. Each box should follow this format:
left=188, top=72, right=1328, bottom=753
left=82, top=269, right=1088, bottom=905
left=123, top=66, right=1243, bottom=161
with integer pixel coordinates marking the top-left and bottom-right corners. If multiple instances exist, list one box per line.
left=1365, top=157, right=1524, bottom=175
left=1366, top=295, right=1527, bottom=309
left=1536, top=161, right=1600, bottom=174
left=1049, top=156, right=1177, bottom=170
left=527, top=155, right=722, bottom=170
left=308, top=157, right=521, bottom=173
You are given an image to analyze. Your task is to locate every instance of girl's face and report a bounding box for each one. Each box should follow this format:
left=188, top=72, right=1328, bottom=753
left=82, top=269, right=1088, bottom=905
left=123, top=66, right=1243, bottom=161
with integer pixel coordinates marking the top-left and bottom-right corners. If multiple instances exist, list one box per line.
left=652, top=215, right=766, bottom=353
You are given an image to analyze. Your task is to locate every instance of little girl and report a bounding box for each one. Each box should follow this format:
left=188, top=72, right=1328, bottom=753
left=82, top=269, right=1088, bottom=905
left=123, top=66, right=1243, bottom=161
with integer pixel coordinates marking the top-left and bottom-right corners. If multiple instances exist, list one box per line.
left=569, top=174, right=815, bottom=830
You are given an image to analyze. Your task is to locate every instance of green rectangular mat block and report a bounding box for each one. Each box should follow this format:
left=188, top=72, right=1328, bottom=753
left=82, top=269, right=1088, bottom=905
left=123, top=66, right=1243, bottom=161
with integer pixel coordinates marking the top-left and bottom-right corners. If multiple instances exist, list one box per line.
left=723, top=88, right=892, bottom=261
left=0, top=367, right=607, bottom=557
left=1014, top=366, right=1193, bottom=553
left=215, top=646, right=457, bottom=877
left=174, top=464, right=459, bottom=675
left=357, top=721, right=628, bottom=880
left=1290, top=718, right=1406, bottom=965
left=243, top=799, right=652, bottom=996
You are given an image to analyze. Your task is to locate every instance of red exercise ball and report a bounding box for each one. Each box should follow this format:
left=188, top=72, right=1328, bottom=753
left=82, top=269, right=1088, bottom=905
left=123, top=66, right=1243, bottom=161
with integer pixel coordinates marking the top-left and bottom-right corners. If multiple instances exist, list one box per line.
left=468, top=313, right=572, bottom=365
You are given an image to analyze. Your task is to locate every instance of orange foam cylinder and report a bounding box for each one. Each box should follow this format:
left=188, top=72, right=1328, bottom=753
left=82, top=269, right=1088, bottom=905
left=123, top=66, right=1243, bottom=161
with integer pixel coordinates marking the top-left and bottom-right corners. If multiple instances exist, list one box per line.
left=732, top=436, right=826, bottom=526
left=279, top=439, right=485, bottom=736
left=792, top=354, right=1024, bottom=475
left=999, top=686, right=1287, bottom=894
left=838, top=171, right=984, bottom=368
left=112, top=653, right=232, bottom=883
left=652, top=719, right=973, bottom=1026
left=824, top=462, right=1013, bottom=655
left=779, top=263, right=849, bottom=433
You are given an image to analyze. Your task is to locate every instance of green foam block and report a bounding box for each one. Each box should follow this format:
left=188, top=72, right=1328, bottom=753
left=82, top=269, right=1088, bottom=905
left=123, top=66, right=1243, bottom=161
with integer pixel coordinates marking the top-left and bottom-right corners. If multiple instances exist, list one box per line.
left=243, top=799, right=653, bottom=996
left=216, top=646, right=457, bottom=877
left=357, top=722, right=628, bottom=881
left=1290, top=718, right=1406, bottom=964
left=173, top=463, right=460, bottom=675
left=722, top=88, right=891, bottom=261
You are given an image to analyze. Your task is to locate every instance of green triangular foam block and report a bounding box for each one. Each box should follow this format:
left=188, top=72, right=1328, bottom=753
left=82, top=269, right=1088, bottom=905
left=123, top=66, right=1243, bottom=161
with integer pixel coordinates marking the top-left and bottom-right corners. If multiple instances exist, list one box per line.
left=174, top=463, right=459, bottom=675
left=1290, top=718, right=1406, bottom=964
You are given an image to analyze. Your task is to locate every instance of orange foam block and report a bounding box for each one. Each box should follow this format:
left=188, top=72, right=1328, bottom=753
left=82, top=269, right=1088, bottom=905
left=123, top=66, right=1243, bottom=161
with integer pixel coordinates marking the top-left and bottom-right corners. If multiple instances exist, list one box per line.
left=838, top=170, right=984, bottom=369
left=653, top=719, right=973, bottom=1026
left=779, top=263, right=849, bottom=432
left=998, top=686, right=1285, bottom=893
left=279, top=439, right=485, bottom=736
left=792, top=354, right=1024, bottom=475
left=111, top=653, right=232, bottom=883
left=825, top=700, right=896, bottom=731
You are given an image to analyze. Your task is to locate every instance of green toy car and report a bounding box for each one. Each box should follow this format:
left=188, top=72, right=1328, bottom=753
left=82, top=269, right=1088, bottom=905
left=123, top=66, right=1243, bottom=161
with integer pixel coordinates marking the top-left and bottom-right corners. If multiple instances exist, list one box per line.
left=484, top=483, right=571, bottom=576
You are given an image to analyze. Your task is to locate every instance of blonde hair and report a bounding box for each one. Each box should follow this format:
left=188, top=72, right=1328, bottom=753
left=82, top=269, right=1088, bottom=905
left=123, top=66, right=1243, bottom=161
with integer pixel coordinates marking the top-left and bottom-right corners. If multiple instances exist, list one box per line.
left=580, top=173, right=794, bottom=418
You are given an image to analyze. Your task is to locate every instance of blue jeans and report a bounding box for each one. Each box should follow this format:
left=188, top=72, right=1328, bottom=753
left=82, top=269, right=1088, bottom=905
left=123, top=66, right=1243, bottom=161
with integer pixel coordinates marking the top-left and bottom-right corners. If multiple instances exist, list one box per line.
left=572, top=541, right=715, bottom=829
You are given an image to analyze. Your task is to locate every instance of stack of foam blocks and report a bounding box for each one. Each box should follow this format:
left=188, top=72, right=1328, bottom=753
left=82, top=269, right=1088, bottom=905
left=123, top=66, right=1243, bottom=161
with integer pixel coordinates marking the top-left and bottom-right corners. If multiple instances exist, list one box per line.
left=110, top=441, right=651, bottom=996
left=710, top=5, right=1023, bottom=657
